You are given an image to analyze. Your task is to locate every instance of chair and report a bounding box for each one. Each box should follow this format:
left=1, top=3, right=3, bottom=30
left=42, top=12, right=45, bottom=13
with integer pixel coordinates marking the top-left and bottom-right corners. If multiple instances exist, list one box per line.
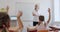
left=37, top=30, right=48, bottom=32
left=9, top=19, right=23, bottom=32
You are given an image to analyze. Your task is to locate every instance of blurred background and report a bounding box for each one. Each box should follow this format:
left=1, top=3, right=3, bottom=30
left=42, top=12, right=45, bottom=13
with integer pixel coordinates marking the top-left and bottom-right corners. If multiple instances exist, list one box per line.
left=0, top=0, right=60, bottom=32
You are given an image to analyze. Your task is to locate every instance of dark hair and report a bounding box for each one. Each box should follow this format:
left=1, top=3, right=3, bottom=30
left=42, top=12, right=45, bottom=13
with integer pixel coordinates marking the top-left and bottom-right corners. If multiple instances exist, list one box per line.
left=0, top=12, right=10, bottom=29
left=39, top=15, right=44, bottom=21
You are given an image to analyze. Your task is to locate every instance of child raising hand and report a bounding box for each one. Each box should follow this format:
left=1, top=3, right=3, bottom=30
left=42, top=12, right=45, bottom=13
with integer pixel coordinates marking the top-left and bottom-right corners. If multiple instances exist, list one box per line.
left=17, top=11, right=23, bottom=32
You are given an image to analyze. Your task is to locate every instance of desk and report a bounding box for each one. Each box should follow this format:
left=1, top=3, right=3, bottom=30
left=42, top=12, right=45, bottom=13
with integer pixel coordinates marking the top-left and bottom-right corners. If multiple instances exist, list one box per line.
left=49, top=26, right=60, bottom=30
left=49, top=26, right=60, bottom=32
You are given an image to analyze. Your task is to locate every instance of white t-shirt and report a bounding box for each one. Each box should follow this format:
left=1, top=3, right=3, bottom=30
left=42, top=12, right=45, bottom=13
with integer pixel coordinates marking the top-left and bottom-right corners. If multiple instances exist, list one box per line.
left=33, top=9, right=48, bottom=22
left=33, top=10, right=40, bottom=22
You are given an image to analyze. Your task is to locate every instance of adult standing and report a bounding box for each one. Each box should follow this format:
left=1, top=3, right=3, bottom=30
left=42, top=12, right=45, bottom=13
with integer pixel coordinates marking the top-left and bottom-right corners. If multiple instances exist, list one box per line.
left=32, top=4, right=40, bottom=26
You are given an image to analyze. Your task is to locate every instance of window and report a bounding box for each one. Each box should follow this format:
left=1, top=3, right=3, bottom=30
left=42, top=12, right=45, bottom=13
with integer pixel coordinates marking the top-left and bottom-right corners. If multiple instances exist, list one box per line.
left=54, top=0, right=60, bottom=22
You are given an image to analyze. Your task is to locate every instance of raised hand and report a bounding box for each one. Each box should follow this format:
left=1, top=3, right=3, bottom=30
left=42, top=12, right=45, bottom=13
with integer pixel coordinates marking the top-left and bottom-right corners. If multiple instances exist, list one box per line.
left=6, top=6, right=9, bottom=13
left=17, top=11, right=23, bottom=30
left=48, top=8, right=50, bottom=13
left=17, top=11, right=23, bottom=18
left=47, top=8, right=51, bottom=24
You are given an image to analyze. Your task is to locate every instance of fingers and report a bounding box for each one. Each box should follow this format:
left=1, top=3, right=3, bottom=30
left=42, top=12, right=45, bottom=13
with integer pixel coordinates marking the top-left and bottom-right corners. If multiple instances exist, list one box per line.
left=48, top=8, right=50, bottom=13
left=6, top=6, right=9, bottom=10
left=18, top=11, right=23, bottom=16
left=6, top=6, right=9, bottom=13
left=17, top=11, right=23, bottom=18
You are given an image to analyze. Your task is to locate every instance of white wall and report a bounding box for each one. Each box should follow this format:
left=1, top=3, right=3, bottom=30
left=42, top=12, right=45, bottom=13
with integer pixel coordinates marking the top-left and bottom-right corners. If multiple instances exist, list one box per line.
left=0, top=0, right=54, bottom=24
left=54, top=0, right=60, bottom=22
left=0, top=0, right=8, bottom=8
left=10, top=0, right=53, bottom=22
left=0, top=0, right=53, bottom=21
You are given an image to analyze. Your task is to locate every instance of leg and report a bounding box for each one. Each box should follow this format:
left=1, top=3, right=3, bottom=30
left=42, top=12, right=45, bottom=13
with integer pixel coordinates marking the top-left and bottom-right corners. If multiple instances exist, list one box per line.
left=33, top=21, right=38, bottom=26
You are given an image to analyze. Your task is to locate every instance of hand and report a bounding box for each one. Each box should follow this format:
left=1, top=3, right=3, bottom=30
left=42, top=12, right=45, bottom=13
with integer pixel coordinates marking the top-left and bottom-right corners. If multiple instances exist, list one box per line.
left=6, top=6, right=9, bottom=13
left=17, top=11, right=23, bottom=18
left=6, top=6, right=9, bottom=10
left=47, top=8, right=51, bottom=24
left=33, top=13, right=36, bottom=16
left=48, top=8, right=50, bottom=13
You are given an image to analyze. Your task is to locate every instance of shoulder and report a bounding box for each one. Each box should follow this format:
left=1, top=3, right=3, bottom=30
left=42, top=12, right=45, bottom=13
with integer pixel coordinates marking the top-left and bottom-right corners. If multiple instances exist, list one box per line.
left=44, top=22, right=48, bottom=27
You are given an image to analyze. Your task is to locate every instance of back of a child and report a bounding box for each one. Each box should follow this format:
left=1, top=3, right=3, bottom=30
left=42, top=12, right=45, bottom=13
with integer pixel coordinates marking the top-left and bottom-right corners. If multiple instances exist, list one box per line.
left=0, top=12, right=10, bottom=32
left=36, top=22, right=48, bottom=32
left=36, top=15, right=49, bottom=32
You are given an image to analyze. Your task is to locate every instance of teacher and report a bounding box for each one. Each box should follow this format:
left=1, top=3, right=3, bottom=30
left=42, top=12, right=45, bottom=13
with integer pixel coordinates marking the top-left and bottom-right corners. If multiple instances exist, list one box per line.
left=32, top=4, right=40, bottom=26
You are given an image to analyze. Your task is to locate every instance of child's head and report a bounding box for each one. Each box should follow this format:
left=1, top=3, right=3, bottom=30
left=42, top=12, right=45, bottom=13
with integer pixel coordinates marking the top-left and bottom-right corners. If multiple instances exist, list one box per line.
left=0, top=12, right=10, bottom=29
left=39, top=15, right=44, bottom=23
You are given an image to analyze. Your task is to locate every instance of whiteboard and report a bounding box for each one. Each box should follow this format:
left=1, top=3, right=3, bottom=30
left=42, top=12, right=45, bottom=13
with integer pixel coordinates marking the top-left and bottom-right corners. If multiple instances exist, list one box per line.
left=9, top=2, right=35, bottom=20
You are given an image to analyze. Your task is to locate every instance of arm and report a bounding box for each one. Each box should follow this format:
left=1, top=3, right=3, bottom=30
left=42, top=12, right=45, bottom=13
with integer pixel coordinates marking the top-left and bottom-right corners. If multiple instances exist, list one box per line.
left=32, top=12, right=36, bottom=16
left=27, top=26, right=37, bottom=31
left=17, top=17, right=23, bottom=32
left=6, top=6, right=9, bottom=13
left=47, top=8, right=51, bottom=24
left=17, top=17, right=23, bottom=29
left=17, top=11, right=23, bottom=29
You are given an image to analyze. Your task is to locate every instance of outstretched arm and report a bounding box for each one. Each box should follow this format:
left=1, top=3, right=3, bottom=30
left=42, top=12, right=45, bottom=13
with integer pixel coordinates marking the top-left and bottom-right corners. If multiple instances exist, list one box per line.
left=6, top=6, right=9, bottom=13
left=17, top=11, right=23, bottom=29
left=47, top=8, right=51, bottom=24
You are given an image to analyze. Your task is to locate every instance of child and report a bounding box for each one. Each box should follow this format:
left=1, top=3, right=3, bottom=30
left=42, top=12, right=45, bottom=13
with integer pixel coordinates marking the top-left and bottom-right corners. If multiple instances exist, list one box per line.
left=0, top=12, right=10, bottom=32
left=27, top=8, right=51, bottom=32
left=9, top=11, right=23, bottom=32
left=36, top=8, right=51, bottom=32
left=0, top=11, right=23, bottom=32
